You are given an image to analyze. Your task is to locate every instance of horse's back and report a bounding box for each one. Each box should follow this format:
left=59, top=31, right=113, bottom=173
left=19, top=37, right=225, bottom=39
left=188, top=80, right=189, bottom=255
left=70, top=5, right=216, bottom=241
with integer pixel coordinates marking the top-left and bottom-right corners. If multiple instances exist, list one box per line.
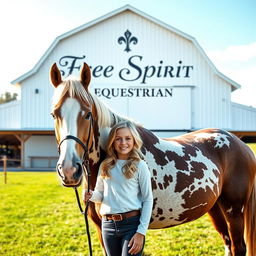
left=163, top=128, right=255, bottom=165
left=163, top=128, right=235, bottom=146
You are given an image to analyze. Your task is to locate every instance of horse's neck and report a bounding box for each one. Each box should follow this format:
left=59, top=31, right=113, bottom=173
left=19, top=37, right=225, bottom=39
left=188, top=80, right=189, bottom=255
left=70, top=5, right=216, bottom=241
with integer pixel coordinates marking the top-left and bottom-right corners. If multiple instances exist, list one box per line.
left=87, top=127, right=109, bottom=189
left=98, top=127, right=111, bottom=151
left=137, top=126, right=162, bottom=151
left=89, top=125, right=111, bottom=164
left=91, top=112, right=126, bottom=153
left=97, top=111, right=127, bottom=151
left=88, top=109, right=163, bottom=173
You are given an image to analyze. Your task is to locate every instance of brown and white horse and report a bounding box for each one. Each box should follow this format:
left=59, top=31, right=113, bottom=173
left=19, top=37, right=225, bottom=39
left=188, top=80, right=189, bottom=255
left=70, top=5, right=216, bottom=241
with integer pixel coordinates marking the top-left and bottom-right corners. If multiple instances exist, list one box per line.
left=50, top=62, right=256, bottom=256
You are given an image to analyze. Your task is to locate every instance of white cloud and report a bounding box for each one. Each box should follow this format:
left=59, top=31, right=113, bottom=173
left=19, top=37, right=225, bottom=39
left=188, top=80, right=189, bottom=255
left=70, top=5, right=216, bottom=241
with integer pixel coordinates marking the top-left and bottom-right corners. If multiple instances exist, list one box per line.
left=207, top=42, right=256, bottom=62
left=206, top=42, right=256, bottom=107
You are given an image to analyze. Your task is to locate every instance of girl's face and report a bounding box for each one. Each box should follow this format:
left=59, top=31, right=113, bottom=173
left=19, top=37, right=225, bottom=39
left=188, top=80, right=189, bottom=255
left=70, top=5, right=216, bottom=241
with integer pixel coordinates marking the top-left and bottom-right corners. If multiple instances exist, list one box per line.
left=113, top=128, right=135, bottom=159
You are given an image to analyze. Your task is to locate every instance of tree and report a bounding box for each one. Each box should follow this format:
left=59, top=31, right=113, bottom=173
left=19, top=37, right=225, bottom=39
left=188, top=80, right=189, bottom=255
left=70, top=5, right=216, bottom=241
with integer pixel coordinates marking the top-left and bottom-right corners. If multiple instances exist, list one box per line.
left=0, top=92, right=18, bottom=104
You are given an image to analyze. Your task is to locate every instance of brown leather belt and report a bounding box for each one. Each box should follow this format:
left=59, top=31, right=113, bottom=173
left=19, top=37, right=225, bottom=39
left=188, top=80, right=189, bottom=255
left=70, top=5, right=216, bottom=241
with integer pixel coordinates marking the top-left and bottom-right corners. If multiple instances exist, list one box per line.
left=103, top=210, right=140, bottom=221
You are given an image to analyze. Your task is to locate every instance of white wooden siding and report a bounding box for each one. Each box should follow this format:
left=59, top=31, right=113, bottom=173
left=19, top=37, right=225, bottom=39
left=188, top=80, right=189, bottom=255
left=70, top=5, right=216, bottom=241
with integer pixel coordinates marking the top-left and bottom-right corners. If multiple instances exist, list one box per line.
left=24, top=135, right=58, bottom=168
left=232, top=103, right=256, bottom=130
left=21, top=71, right=54, bottom=129
left=0, top=101, right=21, bottom=129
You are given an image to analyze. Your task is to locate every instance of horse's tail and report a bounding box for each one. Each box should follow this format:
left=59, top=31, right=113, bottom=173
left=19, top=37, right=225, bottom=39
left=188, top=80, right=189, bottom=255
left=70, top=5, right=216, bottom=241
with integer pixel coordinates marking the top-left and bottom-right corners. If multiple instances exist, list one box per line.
left=244, top=177, right=256, bottom=256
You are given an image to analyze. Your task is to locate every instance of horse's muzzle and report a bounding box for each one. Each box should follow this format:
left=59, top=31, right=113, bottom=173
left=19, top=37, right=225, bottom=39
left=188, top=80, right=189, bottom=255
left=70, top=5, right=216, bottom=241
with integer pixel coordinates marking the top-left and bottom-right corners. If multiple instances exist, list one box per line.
left=56, top=162, right=83, bottom=187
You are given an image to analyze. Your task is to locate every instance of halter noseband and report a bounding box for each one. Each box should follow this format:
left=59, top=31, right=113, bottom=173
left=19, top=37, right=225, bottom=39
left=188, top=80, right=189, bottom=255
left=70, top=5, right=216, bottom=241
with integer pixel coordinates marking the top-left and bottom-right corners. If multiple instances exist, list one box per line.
left=57, top=111, right=93, bottom=165
left=58, top=135, right=88, bottom=155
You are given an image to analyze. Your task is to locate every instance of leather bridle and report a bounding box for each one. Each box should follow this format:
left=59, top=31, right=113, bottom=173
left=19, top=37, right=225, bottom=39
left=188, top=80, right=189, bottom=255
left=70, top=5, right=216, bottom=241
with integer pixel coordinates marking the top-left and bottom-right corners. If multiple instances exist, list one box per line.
left=57, top=111, right=94, bottom=256
left=57, top=111, right=93, bottom=163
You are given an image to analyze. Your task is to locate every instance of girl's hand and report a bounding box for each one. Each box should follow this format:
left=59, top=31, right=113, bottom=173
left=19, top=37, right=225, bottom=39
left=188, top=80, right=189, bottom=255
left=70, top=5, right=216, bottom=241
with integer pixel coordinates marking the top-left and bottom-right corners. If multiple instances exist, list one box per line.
left=82, top=189, right=93, bottom=203
left=128, top=232, right=144, bottom=255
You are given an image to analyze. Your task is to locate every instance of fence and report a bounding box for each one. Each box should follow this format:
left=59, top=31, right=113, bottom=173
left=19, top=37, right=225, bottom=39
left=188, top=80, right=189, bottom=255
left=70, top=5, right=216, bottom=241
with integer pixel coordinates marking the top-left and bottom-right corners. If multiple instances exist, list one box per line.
left=1, top=156, right=21, bottom=184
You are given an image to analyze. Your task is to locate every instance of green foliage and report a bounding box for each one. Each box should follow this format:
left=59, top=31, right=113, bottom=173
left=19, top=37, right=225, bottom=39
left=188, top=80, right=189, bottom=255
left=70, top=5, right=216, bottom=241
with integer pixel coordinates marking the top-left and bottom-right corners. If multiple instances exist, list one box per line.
left=0, top=172, right=224, bottom=255
left=0, top=91, right=18, bottom=104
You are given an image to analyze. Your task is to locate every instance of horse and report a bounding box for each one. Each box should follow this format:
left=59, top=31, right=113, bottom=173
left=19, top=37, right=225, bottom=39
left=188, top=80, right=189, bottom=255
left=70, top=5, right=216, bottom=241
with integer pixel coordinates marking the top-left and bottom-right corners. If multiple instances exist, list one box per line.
left=49, top=62, right=256, bottom=256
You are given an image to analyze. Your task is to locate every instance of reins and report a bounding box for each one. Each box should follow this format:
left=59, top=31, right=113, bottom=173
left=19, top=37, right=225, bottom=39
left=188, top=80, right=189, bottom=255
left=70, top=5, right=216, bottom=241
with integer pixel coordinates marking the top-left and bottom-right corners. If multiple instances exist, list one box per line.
left=74, top=162, right=93, bottom=256
left=57, top=112, right=93, bottom=256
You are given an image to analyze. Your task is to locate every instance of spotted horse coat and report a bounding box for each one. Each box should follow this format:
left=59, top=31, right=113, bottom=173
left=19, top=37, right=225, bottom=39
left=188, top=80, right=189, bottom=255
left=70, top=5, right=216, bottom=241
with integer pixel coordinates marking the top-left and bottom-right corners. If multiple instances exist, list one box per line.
left=137, top=127, right=229, bottom=228
left=50, top=62, right=256, bottom=256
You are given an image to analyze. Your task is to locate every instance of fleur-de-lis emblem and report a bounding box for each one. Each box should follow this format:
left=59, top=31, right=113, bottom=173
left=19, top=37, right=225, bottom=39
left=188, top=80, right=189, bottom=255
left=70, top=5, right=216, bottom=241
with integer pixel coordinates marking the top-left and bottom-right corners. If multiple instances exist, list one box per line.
left=118, top=30, right=138, bottom=52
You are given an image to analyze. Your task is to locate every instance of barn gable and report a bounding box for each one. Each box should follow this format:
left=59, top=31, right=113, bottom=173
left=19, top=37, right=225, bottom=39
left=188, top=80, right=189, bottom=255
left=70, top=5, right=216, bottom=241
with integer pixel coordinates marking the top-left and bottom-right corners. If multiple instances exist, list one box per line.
left=12, top=5, right=240, bottom=90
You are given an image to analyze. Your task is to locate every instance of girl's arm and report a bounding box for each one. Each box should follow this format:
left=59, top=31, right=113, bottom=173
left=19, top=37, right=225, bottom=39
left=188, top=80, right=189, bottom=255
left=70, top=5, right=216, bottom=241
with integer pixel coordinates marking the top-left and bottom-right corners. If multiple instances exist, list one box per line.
left=83, top=175, right=104, bottom=203
left=136, top=160, right=153, bottom=235
left=128, top=160, right=153, bottom=254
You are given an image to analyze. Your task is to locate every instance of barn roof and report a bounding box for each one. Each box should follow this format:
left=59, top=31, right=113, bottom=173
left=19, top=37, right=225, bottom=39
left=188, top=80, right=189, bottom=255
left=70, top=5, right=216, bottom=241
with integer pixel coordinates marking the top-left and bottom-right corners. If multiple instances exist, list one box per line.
left=11, top=4, right=241, bottom=91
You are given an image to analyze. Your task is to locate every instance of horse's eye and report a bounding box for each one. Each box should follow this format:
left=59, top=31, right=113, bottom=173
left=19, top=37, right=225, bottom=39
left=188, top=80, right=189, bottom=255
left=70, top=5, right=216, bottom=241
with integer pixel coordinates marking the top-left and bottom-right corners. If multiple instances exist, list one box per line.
left=85, top=112, right=91, bottom=120
left=51, top=113, right=56, bottom=119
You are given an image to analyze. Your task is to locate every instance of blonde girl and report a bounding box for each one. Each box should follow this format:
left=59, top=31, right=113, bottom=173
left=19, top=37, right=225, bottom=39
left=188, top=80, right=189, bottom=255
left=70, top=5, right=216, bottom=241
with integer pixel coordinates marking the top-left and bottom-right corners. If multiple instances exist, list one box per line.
left=83, top=121, right=153, bottom=256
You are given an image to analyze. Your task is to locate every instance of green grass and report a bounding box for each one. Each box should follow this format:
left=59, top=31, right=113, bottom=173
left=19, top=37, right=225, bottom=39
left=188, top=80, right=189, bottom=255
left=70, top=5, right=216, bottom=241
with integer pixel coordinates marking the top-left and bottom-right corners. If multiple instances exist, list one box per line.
left=247, top=143, right=256, bottom=153
left=0, top=172, right=224, bottom=256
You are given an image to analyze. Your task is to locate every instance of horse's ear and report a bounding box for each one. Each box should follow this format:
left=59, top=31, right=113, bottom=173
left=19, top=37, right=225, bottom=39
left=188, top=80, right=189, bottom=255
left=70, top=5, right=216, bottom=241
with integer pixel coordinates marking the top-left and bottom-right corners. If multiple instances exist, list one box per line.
left=50, top=63, right=62, bottom=88
left=80, top=62, right=91, bottom=90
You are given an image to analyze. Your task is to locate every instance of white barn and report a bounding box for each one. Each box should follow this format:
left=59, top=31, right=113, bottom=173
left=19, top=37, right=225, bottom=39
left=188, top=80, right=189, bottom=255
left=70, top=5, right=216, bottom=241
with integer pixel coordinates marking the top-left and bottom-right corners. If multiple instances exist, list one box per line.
left=1, top=5, right=256, bottom=169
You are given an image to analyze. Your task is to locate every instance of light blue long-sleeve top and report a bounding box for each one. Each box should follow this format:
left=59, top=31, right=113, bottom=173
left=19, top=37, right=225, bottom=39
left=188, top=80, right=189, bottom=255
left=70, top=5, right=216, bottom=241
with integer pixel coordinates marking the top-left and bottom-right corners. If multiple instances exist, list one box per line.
left=90, top=159, right=153, bottom=235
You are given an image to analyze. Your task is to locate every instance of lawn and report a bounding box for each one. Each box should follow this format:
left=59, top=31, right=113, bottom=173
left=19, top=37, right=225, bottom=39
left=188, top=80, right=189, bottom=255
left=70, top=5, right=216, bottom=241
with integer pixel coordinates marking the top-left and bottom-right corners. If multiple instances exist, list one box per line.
left=0, top=172, right=224, bottom=256
left=247, top=143, right=256, bottom=153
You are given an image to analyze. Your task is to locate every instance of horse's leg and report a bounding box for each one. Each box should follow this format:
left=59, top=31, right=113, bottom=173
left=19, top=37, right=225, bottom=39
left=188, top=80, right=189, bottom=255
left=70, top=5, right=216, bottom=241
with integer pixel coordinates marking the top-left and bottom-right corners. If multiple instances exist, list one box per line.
left=208, top=203, right=232, bottom=256
left=218, top=199, right=246, bottom=256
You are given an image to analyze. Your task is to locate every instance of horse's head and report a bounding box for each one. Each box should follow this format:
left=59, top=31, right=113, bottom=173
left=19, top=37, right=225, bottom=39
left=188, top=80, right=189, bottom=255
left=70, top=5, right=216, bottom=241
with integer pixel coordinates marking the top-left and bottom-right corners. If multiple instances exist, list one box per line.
left=50, top=62, right=95, bottom=187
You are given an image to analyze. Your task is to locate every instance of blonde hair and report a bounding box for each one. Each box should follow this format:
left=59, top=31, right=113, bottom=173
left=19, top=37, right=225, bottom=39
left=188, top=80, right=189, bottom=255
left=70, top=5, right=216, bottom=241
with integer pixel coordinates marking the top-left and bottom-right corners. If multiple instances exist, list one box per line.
left=101, top=121, right=144, bottom=179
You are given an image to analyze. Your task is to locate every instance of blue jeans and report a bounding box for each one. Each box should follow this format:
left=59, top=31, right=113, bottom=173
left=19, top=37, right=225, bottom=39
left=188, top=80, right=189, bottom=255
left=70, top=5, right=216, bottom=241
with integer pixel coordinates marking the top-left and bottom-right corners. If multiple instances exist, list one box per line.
left=102, top=215, right=144, bottom=256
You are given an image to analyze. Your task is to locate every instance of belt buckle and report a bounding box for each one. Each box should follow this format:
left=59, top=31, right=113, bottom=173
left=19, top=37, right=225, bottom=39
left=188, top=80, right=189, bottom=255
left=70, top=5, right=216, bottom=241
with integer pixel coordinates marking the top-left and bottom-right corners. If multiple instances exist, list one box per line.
left=112, top=214, right=123, bottom=221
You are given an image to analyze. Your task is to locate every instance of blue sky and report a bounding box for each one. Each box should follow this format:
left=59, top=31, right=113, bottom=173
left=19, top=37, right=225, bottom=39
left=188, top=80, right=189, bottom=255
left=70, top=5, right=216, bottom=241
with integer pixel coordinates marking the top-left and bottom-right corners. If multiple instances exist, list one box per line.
left=1, top=0, right=255, bottom=105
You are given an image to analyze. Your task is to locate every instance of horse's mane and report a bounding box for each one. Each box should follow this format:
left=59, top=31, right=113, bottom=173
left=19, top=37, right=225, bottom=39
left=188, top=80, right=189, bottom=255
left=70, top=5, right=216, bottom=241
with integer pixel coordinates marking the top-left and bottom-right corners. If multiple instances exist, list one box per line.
left=90, top=91, right=126, bottom=127
left=51, top=77, right=134, bottom=128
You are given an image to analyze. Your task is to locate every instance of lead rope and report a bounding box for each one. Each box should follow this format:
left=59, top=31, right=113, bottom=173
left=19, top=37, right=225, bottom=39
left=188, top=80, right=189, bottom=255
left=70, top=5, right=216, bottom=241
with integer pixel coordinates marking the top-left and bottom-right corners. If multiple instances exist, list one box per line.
left=74, top=159, right=93, bottom=256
